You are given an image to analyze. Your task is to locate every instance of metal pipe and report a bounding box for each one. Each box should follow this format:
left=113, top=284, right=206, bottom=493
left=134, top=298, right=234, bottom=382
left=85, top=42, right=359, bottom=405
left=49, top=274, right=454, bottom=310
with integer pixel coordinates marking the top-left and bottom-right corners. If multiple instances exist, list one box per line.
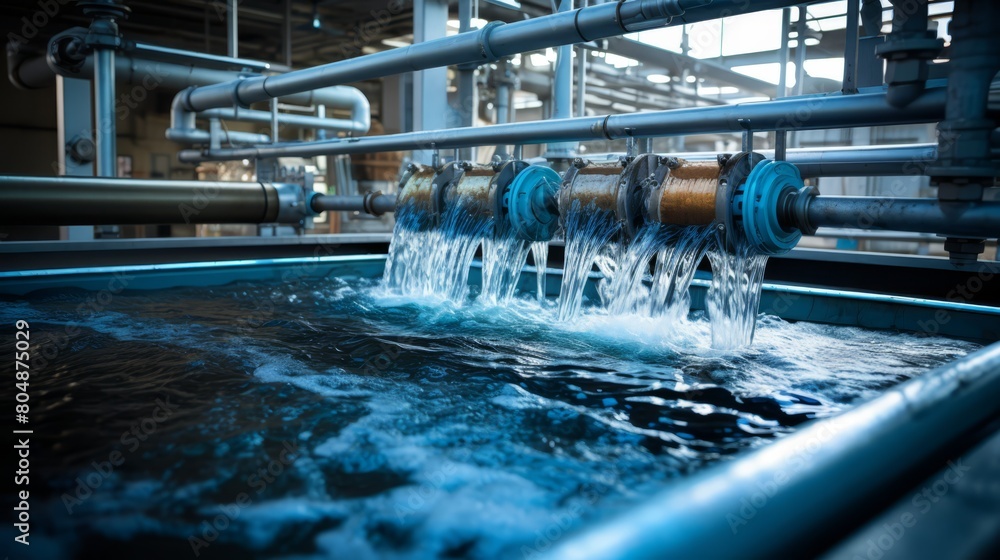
left=283, top=0, right=293, bottom=68
left=127, top=42, right=268, bottom=71
left=776, top=8, right=790, bottom=98
left=311, top=193, right=397, bottom=215
left=456, top=0, right=477, bottom=161
left=785, top=143, right=937, bottom=178
left=227, top=0, right=238, bottom=58
left=842, top=0, right=859, bottom=94
left=166, top=94, right=271, bottom=146
left=0, top=175, right=280, bottom=225
left=178, top=88, right=948, bottom=162
left=545, top=0, right=577, bottom=158
left=576, top=144, right=942, bottom=178
left=803, top=196, right=1000, bottom=239
left=179, top=0, right=810, bottom=113
left=9, top=46, right=371, bottom=135
left=793, top=6, right=807, bottom=97
left=552, top=340, right=1000, bottom=559
left=93, top=47, right=116, bottom=177
left=575, top=45, right=587, bottom=117
left=198, top=108, right=363, bottom=134
left=270, top=98, right=280, bottom=143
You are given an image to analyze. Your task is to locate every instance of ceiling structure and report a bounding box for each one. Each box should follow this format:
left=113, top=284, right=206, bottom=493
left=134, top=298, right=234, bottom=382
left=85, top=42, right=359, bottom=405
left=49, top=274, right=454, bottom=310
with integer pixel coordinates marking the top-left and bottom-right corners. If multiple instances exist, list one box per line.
left=1, top=1, right=953, bottom=122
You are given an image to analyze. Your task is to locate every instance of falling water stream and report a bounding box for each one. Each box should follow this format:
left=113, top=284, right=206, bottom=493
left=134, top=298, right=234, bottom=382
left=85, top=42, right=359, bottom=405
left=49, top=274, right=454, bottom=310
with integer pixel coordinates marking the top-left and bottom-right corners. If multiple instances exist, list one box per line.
left=385, top=190, right=777, bottom=349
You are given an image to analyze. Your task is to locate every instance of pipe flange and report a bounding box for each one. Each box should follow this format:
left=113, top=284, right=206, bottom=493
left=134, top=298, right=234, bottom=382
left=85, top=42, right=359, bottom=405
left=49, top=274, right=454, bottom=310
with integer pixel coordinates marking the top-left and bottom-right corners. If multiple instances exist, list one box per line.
left=716, top=151, right=765, bottom=250
left=272, top=182, right=308, bottom=225
left=489, top=159, right=530, bottom=234
left=506, top=165, right=562, bottom=242
left=738, top=160, right=804, bottom=255
left=46, top=29, right=90, bottom=74
left=431, top=162, right=464, bottom=219
left=789, top=184, right=819, bottom=235
left=362, top=190, right=384, bottom=216
left=617, top=153, right=662, bottom=238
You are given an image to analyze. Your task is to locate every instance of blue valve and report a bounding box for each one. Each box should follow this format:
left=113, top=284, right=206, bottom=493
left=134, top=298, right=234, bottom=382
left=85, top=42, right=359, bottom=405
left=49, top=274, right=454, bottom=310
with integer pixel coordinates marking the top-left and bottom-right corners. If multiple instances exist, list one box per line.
left=505, top=165, right=562, bottom=242
left=736, top=160, right=804, bottom=255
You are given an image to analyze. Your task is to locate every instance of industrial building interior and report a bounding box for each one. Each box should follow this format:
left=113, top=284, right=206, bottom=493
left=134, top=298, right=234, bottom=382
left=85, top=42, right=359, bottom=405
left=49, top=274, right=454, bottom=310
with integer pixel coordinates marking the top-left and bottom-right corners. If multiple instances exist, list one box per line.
left=1, top=0, right=999, bottom=559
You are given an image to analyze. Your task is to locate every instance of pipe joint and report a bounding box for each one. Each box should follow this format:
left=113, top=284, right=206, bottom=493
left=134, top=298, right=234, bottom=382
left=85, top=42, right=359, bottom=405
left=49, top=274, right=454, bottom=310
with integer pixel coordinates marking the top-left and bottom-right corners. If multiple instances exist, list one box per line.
left=271, top=182, right=309, bottom=224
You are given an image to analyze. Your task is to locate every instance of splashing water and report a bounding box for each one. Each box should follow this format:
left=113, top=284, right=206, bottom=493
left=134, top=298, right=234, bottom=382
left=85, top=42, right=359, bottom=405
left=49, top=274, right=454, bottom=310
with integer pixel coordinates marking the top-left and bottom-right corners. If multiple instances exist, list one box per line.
left=649, top=226, right=715, bottom=323
left=481, top=228, right=532, bottom=305
left=531, top=241, right=548, bottom=303
left=706, top=229, right=769, bottom=350
left=383, top=190, right=784, bottom=350
left=602, top=224, right=670, bottom=315
left=384, top=200, right=492, bottom=302
left=556, top=200, right=622, bottom=321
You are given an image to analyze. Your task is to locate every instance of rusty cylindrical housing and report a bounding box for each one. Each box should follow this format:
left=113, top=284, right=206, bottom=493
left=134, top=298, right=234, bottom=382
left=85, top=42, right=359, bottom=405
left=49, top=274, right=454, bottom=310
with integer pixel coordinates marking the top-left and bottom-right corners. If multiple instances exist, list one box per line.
left=646, top=157, right=724, bottom=227
left=396, top=162, right=439, bottom=216
left=444, top=163, right=496, bottom=218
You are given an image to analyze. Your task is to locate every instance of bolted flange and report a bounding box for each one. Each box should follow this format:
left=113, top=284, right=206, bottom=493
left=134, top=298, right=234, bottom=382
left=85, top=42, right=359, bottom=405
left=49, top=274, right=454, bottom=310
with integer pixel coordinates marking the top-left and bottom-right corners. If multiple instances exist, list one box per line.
left=734, top=159, right=805, bottom=255
left=506, top=165, right=561, bottom=242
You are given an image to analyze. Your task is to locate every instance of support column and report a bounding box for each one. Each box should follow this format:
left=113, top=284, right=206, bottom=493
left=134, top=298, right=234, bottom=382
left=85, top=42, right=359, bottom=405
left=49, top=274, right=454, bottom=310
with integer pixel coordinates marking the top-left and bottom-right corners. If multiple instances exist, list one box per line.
left=546, top=0, right=576, bottom=161
left=412, top=0, right=449, bottom=165
left=57, top=76, right=95, bottom=241
left=456, top=0, right=478, bottom=161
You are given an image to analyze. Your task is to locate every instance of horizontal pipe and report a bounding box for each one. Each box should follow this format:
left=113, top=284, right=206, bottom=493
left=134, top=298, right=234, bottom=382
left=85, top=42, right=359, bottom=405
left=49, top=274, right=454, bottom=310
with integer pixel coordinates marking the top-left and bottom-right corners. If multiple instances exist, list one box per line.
left=180, top=0, right=808, bottom=113
left=127, top=42, right=271, bottom=72
left=311, top=193, right=396, bottom=215
left=805, top=196, right=1000, bottom=239
left=199, top=108, right=364, bottom=134
left=781, top=143, right=938, bottom=177
left=658, top=144, right=940, bottom=178
left=167, top=95, right=271, bottom=146
left=553, top=340, right=1000, bottom=559
left=0, top=175, right=278, bottom=225
left=7, top=47, right=370, bottom=134
left=178, top=89, right=947, bottom=162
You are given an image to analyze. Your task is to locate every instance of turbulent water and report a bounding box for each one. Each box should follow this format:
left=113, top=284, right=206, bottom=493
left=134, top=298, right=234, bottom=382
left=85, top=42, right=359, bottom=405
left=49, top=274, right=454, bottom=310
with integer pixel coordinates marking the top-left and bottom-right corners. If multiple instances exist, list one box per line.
left=0, top=276, right=979, bottom=559
left=385, top=194, right=777, bottom=348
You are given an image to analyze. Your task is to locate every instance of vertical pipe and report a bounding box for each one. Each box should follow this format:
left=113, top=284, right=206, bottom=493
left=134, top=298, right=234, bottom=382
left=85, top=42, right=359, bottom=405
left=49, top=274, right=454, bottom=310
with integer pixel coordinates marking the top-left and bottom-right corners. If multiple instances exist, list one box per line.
left=316, top=104, right=327, bottom=141
left=227, top=0, right=238, bottom=59
left=270, top=97, right=279, bottom=143
left=497, top=77, right=510, bottom=128
left=793, top=6, right=807, bottom=97
left=549, top=0, right=575, bottom=158
left=209, top=118, right=222, bottom=150
left=457, top=0, right=477, bottom=161
left=56, top=76, right=95, bottom=241
left=842, top=0, right=860, bottom=94
left=412, top=0, right=449, bottom=165
left=284, top=0, right=293, bottom=67
left=94, top=47, right=116, bottom=178
left=575, top=46, right=587, bottom=117
left=791, top=6, right=808, bottom=149
left=777, top=8, right=790, bottom=98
